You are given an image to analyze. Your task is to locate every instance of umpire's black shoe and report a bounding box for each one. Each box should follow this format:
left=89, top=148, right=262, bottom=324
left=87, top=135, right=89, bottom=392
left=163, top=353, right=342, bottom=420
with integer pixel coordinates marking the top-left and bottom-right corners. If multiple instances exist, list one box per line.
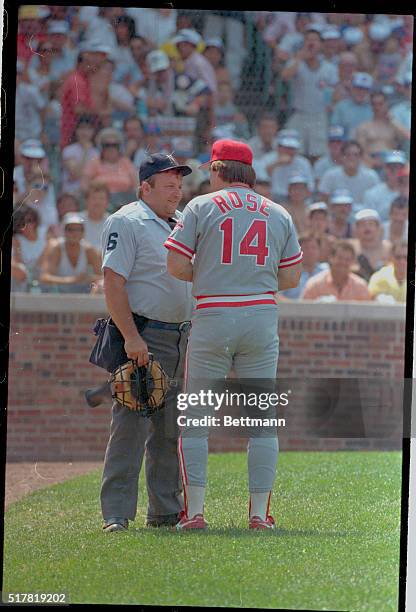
left=146, top=513, right=182, bottom=527
left=103, top=517, right=129, bottom=532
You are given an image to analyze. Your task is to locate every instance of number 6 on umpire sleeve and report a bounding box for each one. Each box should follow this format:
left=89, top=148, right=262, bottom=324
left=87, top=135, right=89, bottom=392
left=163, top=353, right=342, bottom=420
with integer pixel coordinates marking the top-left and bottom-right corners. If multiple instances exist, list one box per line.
left=106, top=232, right=119, bottom=251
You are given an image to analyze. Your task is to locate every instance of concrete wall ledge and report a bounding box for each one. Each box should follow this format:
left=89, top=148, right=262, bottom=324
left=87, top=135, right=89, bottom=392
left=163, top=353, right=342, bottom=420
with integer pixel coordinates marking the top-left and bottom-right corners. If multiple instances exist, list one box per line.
left=9, top=293, right=406, bottom=321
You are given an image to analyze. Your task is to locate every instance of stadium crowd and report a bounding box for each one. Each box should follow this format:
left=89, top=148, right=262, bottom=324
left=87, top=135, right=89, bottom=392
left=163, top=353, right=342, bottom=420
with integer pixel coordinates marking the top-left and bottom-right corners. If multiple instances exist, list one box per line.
left=12, top=6, right=411, bottom=303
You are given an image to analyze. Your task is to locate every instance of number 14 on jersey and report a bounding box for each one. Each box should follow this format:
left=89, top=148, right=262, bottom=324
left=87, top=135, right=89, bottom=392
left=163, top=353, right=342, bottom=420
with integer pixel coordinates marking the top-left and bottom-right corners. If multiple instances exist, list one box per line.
left=219, top=218, right=269, bottom=266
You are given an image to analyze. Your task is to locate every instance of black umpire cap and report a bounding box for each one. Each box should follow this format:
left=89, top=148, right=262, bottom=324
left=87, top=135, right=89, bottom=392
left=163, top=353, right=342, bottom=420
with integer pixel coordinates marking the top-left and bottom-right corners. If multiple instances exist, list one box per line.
left=139, top=153, right=192, bottom=183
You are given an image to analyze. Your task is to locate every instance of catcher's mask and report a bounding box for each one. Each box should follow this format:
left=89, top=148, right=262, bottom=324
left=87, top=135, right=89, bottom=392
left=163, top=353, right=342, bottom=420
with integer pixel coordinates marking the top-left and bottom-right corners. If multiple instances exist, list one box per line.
left=110, top=354, right=170, bottom=417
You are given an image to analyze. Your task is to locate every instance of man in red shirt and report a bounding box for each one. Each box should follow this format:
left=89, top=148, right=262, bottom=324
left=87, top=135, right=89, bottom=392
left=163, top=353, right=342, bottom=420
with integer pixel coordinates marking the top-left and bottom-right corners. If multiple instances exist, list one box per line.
left=60, top=41, right=110, bottom=149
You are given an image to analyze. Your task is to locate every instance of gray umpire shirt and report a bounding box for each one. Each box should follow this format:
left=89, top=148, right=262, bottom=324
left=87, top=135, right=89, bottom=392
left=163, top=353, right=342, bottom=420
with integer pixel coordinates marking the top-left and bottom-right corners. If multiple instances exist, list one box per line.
left=101, top=199, right=193, bottom=322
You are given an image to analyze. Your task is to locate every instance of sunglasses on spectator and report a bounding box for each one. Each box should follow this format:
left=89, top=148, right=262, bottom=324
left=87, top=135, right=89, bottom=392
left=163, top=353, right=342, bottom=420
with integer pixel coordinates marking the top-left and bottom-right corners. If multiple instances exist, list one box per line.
left=102, top=142, right=120, bottom=148
left=32, top=182, right=49, bottom=190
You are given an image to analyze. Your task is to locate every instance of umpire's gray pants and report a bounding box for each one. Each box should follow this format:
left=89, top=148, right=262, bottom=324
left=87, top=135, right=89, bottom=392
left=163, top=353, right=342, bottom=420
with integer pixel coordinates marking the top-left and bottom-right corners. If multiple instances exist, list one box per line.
left=100, top=323, right=189, bottom=522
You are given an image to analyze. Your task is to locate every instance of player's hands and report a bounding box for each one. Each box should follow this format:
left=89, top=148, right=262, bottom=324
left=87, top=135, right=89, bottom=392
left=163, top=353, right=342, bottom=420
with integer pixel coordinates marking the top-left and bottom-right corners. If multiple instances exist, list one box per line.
left=124, top=335, right=149, bottom=366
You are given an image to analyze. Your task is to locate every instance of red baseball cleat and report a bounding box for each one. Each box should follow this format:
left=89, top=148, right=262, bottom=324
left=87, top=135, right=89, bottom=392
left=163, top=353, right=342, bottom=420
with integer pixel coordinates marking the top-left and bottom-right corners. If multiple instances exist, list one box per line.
left=175, top=513, right=208, bottom=530
left=249, top=515, right=276, bottom=530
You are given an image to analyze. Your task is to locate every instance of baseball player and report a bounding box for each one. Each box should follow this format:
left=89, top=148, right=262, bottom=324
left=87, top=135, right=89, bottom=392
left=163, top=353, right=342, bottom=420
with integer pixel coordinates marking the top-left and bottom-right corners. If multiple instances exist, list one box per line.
left=100, top=153, right=193, bottom=532
left=165, top=139, right=302, bottom=529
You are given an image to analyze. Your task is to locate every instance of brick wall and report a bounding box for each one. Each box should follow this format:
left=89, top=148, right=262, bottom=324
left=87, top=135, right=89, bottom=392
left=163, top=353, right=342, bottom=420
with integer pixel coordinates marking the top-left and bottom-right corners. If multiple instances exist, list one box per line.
left=6, top=295, right=406, bottom=461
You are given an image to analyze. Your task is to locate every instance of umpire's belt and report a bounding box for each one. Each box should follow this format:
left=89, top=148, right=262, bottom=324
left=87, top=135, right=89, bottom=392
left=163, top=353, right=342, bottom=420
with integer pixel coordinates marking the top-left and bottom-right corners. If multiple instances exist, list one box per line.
left=140, top=318, right=191, bottom=332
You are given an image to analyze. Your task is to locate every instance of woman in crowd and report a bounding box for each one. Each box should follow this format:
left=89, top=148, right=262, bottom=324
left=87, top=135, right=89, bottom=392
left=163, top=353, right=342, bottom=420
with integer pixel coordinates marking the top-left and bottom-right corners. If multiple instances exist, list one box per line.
left=81, top=127, right=138, bottom=201
left=39, top=213, right=102, bottom=294
left=12, top=204, right=53, bottom=292
left=62, top=115, right=99, bottom=195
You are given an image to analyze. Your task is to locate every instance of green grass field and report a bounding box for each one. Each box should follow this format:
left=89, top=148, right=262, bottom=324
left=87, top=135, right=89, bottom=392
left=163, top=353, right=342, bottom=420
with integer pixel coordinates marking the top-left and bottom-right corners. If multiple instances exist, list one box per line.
left=3, top=451, right=402, bottom=610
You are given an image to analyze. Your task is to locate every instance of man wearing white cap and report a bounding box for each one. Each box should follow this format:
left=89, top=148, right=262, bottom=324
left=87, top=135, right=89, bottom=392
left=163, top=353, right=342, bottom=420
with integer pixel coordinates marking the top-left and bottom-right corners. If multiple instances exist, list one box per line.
left=14, top=140, right=48, bottom=197
left=15, top=60, right=45, bottom=143
left=174, top=29, right=217, bottom=94
left=260, top=132, right=314, bottom=201
left=145, top=50, right=175, bottom=116
left=362, top=150, right=407, bottom=222
left=331, top=73, right=373, bottom=139
left=350, top=208, right=391, bottom=282
left=327, top=189, right=354, bottom=239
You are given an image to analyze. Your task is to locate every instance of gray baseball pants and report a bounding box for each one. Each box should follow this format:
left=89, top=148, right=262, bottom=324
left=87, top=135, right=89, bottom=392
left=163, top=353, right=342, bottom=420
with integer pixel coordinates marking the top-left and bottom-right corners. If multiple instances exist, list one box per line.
left=100, top=322, right=189, bottom=522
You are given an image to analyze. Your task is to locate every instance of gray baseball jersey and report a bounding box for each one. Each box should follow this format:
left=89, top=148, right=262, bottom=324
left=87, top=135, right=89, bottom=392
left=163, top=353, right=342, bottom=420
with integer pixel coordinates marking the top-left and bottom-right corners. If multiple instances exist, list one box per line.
left=102, top=199, right=193, bottom=322
left=164, top=186, right=302, bottom=305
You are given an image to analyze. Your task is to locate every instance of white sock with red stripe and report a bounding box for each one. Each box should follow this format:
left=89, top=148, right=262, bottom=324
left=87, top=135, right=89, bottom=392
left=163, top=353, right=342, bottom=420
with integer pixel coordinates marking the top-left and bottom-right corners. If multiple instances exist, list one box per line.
left=185, top=485, right=206, bottom=518
left=249, top=492, right=271, bottom=520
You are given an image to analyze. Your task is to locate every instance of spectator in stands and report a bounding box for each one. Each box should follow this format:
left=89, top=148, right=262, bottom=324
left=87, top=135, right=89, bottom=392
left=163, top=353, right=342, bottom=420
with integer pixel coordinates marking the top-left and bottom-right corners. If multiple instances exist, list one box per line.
left=319, top=140, right=380, bottom=205
left=81, top=127, right=138, bottom=199
left=321, top=27, right=343, bottom=65
left=174, top=29, right=217, bottom=94
left=282, top=175, right=311, bottom=234
left=15, top=60, right=46, bottom=144
left=133, top=122, right=162, bottom=169
left=28, top=20, right=76, bottom=82
left=368, top=240, right=407, bottom=303
left=307, top=201, right=335, bottom=262
left=123, top=116, right=145, bottom=161
left=126, top=7, right=177, bottom=48
left=79, top=181, right=110, bottom=250
left=39, top=213, right=102, bottom=293
left=354, top=21, right=393, bottom=76
left=62, top=115, right=99, bottom=195
left=27, top=40, right=54, bottom=102
left=111, top=15, right=136, bottom=67
left=17, top=4, right=49, bottom=63
left=331, top=72, right=373, bottom=139
left=24, top=167, right=59, bottom=231
left=383, top=196, right=409, bottom=243
left=14, top=140, right=48, bottom=197
left=362, top=150, right=407, bottom=221
left=60, top=41, right=110, bottom=149
left=12, top=204, right=52, bottom=292
left=281, top=232, right=329, bottom=299
left=254, top=11, right=295, bottom=51
left=314, top=125, right=345, bottom=190
left=254, top=179, right=273, bottom=200
left=351, top=209, right=391, bottom=282
left=112, top=35, right=146, bottom=90
left=396, top=164, right=410, bottom=199
left=213, top=81, right=250, bottom=140
left=262, top=132, right=314, bottom=202
left=280, top=26, right=338, bottom=161
left=327, top=189, right=354, bottom=239
left=275, top=12, right=312, bottom=64
left=248, top=112, right=279, bottom=159
left=202, top=10, right=246, bottom=89
left=92, top=57, right=136, bottom=124
left=81, top=6, right=118, bottom=51
left=203, top=38, right=231, bottom=85
left=355, top=90, right=403, bottom=171
left=145, top=50, right=175, bottom=117
left=331, top=51, right=359, bottom=107
left=170, top=137, right=206, bottom=202
left=56, top=193, right=81, bottom=222
left=389, top=72, right=412, bottom=155
left=302, top=239, right=371, bottom=301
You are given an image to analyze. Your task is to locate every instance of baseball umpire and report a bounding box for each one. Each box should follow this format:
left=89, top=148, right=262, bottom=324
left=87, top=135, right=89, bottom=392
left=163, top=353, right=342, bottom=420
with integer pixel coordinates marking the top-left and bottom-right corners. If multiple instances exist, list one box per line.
left=165, top=139, right=302, bottom=530
left=100, top=153, right=193, bottom=532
